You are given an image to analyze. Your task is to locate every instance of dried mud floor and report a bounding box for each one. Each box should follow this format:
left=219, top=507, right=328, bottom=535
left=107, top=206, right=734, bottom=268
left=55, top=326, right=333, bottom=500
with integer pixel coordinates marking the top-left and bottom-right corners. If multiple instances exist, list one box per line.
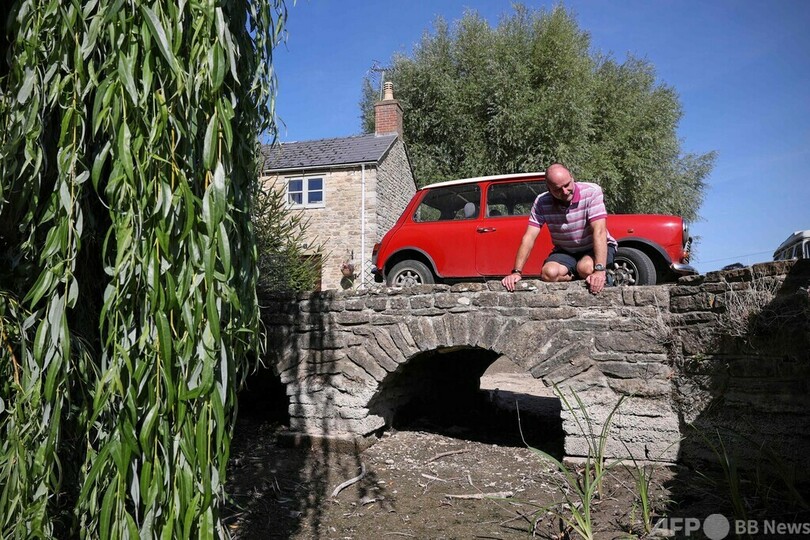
left=225, top=362, right=677, bottom=539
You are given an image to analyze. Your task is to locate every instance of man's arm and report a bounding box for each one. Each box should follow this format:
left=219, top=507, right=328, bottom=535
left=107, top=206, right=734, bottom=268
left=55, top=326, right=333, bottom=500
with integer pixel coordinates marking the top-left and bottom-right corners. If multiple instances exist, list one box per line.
left=502, top=225, right=541, bottom=291
left=585, top=218, right=608, bottom=293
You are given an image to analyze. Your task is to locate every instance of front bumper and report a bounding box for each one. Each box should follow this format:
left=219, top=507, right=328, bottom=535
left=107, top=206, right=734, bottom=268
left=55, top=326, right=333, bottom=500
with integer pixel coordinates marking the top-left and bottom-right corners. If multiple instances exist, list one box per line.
left=670, top=262, right=697, bottom=275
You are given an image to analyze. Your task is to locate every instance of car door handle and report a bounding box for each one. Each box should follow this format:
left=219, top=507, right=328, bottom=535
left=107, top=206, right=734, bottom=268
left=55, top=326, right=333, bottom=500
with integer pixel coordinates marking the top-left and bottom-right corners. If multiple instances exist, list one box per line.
left=476, top=227, right=497, bottom=233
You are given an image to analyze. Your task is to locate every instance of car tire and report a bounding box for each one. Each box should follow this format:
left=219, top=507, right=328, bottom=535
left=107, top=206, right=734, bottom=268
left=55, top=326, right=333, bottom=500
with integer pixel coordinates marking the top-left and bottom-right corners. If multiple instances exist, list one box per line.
left=387, top=260, right=435, bottom=287
left=613, top=247, right=656, bottom=286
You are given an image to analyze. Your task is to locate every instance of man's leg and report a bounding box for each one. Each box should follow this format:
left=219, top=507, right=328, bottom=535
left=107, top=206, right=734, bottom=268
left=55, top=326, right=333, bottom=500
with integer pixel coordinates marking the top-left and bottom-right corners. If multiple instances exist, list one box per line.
left=541, top=261, right=573, bottom=282
left=576, top=246, right=617, bottom=281
left=576, top=254, right=596, bottom=278
left=542, top=251, right=577, bottom=282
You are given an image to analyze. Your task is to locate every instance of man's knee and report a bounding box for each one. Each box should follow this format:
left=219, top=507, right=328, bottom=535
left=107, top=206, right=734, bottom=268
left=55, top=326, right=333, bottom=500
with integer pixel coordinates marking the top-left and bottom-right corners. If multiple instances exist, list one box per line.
left=577, top=258, right=594, bottom=277
left=542, top=263, right=570, bottom=282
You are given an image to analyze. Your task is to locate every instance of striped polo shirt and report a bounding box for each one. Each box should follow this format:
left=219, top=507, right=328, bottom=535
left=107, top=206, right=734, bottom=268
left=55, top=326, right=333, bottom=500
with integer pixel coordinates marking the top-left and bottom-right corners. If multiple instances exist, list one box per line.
left=529, top=182, right=617, bottom=253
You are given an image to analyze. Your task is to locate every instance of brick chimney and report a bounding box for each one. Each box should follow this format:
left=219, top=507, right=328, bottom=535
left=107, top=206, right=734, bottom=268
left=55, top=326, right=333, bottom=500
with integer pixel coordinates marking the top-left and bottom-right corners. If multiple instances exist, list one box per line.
left=374, top=81, right=403, bottom=139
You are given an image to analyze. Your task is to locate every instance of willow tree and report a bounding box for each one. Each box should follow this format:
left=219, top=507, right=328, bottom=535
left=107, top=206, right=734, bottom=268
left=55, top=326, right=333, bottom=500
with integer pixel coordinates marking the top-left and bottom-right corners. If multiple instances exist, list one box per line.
left=0, top=0, right=286, bottom=538
left=360, top=5, right=715, bottom=221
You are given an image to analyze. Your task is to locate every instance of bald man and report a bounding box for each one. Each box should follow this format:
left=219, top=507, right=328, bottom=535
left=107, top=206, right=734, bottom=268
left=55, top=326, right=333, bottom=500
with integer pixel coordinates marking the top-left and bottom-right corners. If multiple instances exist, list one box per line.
left=502, top=163, right=617, bottom=294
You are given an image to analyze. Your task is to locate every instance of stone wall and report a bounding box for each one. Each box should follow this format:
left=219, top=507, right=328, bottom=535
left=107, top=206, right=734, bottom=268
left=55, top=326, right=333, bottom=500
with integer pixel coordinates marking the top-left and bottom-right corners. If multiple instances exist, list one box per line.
left=262, top=260, right=810, bottom=470
left=375, top=139, right=416, bottom=237
left=668, top=260, right=810, bottom=471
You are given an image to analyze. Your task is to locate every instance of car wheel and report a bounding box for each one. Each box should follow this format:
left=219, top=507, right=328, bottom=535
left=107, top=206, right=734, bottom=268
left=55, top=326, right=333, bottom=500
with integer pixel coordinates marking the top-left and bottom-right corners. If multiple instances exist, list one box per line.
left=387, top=260, right=435, bottom=287
left=613, top=247, right=656, bottom=286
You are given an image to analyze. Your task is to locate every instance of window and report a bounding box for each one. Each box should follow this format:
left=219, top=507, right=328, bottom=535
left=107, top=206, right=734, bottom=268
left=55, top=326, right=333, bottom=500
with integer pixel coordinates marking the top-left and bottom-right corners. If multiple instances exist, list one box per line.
left=486, top=181, right=547, bottom=217
left=287, top=177, right=324, bottom=207
left=412, top=184, right=481, bottom=222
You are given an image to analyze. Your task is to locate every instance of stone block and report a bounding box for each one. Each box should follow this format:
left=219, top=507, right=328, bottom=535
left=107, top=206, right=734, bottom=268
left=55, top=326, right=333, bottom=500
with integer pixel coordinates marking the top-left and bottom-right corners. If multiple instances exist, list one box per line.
left=370, top=314, right=399, bottom=325
left=335, top=311, right=370, bottom=325
left=338, top=406, right=371, bottom=420
left=450, top=282, right=487, bottom=292
left=521, top=292, right=563, bottom=308
left=407, top=317, right=439, bottom=351
left=389, top=323, right=420, bottom=359
left=528, top=306, right=578, bottom=320
left=372, top=328, right=406, bottom=364
left=346, top=346, right=387, bottom=381
left=362, top=337, right=399, bottom=373
left=409, top=296, right=434, bottom=309
left=594, top=332, right=667, bottom=354
left=343, top=298, right=366, bottom=311
left=365, top=297, right=388, bottom=311
left=444, top=313, right=470, bottom=347
left=473, top=292, right=501, bottom=307
left=607, top=378, right=672, bottom=397
left=598, top=361, right=672, bottom=380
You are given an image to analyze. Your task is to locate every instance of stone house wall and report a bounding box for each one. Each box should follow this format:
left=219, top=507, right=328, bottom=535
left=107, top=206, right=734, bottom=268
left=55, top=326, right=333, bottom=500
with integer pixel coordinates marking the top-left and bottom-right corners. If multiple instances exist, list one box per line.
left=375, top=139, right=416, bottom=237
left=263, top=139, right=415, bottom=291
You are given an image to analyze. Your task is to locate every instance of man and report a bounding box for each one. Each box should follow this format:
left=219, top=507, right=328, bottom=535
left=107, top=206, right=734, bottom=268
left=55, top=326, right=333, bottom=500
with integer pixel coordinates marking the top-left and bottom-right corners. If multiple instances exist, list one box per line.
left=502, top=163, right=617, bottom=294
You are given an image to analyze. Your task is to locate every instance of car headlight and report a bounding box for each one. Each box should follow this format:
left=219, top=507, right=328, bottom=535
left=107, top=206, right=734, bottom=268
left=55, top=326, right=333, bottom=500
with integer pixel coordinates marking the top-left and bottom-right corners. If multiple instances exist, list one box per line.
left=682, top=220, right=690, bottom=247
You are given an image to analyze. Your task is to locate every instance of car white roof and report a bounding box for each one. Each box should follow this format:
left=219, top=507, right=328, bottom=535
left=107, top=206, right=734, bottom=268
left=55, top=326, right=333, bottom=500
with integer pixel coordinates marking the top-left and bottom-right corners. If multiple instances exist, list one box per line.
left=774, top=229, right=810, bottom=253
left=420, top=171, right=546, bottom=190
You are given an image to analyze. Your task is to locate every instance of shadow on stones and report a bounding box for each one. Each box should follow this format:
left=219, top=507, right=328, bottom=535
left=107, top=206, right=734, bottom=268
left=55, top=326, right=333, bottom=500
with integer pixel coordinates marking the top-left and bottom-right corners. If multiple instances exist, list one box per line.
left=665, top=259, right=810, bottom=530
left=225, top=291, right=376, bottom=540
left=368, top=347, right=565, bottom=457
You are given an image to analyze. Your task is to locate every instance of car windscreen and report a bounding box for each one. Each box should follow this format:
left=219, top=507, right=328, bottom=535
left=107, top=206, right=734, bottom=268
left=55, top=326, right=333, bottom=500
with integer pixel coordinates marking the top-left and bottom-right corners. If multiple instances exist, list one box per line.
left=412, top=184, right=481, bottom=222
left=486, top=180, right=547, bottom=217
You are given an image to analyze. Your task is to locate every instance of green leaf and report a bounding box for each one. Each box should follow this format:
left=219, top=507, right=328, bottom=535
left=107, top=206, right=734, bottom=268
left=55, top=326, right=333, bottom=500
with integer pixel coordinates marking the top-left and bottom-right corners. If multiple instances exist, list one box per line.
left=206, top=289, right=220, bottom=342
left=17, top=68, right=36, bottom=104
left=203, top=112, right=218, bottom=170
left=92, top=141, right=112, bottom=189
left=139, top=403, right=160, bottom=450
left=140, top=5, right=181, bottom=76
left=117, top=123, right=135, bottom=181
left=24, top=269, right=55, bottom=307
left=118, top=51, right=139, bottom=104
left=210, top=42, right=225, bottom=91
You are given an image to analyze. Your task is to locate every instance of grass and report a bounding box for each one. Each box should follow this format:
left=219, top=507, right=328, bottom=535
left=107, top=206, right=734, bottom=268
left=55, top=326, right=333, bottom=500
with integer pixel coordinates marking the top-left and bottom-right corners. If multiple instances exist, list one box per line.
left=517, top=386, right=626, bottom=539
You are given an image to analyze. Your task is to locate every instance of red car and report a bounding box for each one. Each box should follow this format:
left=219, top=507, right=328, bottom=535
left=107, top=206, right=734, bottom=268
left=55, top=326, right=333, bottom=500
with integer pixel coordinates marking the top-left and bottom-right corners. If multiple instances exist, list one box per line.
left=372, top=172, right=695, bottom=287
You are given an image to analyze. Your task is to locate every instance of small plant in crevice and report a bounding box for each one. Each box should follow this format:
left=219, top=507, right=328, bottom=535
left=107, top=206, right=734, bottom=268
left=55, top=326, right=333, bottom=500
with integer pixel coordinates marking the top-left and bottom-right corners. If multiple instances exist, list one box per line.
left=618, top=440, right=675, bottom=537
left=517, top=387, right=626, bottom=540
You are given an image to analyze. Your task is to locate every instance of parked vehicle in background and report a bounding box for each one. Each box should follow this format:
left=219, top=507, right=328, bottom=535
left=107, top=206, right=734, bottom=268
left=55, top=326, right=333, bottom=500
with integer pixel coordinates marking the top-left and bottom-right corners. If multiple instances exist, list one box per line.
left=372, top=172, right=696, bottom=287
left=773, top=230, right=810, bottom=261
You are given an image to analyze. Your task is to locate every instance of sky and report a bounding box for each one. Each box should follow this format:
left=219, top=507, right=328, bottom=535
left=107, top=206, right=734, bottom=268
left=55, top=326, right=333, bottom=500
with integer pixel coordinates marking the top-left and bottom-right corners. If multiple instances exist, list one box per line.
left=271, top=0, right=810, bottom=274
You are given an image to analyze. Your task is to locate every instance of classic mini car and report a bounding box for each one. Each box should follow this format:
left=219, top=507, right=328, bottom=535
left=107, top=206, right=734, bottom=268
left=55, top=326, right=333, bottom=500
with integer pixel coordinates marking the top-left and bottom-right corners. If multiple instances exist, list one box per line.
left=372, top=172, right=696, bottom=287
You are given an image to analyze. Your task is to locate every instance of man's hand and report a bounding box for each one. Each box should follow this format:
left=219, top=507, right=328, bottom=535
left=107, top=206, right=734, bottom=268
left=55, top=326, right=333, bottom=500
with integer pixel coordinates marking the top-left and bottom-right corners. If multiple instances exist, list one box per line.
left=502, top=272, right=522, bottom=292
left=586, top=271, right=606, bottom=294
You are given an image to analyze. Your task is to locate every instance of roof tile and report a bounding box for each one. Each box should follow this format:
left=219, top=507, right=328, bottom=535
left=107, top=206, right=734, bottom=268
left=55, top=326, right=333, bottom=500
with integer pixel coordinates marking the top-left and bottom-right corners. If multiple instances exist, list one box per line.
left=262, top=133, right=398, bottom=171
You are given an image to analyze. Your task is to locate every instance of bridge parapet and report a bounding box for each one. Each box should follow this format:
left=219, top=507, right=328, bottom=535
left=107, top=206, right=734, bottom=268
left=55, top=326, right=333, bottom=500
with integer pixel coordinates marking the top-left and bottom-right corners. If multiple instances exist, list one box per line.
left=261, top=260, right=810, bottom=468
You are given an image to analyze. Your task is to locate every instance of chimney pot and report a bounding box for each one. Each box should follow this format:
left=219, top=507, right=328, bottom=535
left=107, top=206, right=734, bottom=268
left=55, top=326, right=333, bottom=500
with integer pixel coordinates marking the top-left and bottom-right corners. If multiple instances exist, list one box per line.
left=374, top=82, right=404, bottom=139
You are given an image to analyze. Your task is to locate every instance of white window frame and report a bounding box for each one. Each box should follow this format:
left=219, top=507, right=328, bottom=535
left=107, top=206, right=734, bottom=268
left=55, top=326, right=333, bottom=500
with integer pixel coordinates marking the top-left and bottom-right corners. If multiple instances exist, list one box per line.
left=287, top=176, right=325, bottom=208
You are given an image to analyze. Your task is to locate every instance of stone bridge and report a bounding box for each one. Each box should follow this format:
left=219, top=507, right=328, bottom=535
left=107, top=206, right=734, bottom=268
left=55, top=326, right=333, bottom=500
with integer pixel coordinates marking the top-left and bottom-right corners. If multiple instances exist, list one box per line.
left=262, top=260, right=810, bottom=468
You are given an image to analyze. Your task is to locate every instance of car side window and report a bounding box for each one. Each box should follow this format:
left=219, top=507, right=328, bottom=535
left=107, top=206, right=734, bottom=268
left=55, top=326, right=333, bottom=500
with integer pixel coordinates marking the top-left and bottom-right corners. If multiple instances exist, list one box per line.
left=486, top=181, right=548, bottom=217
left=412, top=185, right=481, bottom=222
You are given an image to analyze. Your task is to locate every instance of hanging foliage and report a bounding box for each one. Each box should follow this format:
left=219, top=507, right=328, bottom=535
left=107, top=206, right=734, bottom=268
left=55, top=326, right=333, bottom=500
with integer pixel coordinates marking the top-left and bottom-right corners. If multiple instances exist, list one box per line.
left=0, top=0, right=287, bottom=538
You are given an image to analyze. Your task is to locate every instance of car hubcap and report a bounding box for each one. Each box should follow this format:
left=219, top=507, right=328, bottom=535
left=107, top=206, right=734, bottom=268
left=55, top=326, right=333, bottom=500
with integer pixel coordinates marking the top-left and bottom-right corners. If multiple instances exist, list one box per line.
left=394, top=270, right=421, bottom=286
left=612, top=260, right=637, bottom=285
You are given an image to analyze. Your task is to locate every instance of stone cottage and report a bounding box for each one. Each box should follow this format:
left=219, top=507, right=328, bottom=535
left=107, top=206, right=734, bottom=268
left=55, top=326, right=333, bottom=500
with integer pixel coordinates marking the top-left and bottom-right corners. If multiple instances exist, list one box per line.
left=261, top=83, right=416, bottom=290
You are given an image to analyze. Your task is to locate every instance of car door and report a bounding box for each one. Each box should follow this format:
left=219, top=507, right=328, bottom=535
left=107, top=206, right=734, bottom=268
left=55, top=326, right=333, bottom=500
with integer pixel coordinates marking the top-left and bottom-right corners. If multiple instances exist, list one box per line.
left=407, top=183, right=482, bottom=277
left=475, top=180, right=552, bottom=277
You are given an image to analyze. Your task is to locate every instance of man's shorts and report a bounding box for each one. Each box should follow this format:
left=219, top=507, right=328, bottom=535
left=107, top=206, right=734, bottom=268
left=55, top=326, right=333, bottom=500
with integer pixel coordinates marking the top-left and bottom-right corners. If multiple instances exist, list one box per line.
left=544, top=245, right=617, bottom=278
